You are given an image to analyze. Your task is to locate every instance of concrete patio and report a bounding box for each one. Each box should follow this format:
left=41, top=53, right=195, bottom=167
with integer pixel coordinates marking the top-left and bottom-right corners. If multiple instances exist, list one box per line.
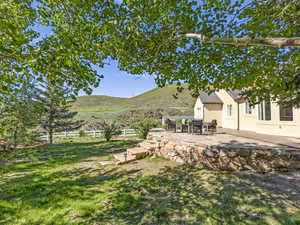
left=150, top=131, right=300, bottom=151
left=218, top=128, right=300, bottom=149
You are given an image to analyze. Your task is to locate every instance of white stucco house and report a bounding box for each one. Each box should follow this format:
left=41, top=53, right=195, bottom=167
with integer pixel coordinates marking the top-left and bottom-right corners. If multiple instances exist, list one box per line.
left=194, top=90, right=300, bottom=138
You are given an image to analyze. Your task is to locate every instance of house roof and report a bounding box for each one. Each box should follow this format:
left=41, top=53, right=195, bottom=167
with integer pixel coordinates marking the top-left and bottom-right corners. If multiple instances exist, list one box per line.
left=198, top=91, right=223, bottom=104
left=227, top=90, right=243, bottom=101
left=162, top=116, right=194, bottom=120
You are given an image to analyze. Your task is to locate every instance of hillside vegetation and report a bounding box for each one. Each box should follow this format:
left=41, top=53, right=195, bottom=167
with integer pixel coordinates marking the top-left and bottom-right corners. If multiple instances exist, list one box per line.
left=72, top=85, right=195, bottom=122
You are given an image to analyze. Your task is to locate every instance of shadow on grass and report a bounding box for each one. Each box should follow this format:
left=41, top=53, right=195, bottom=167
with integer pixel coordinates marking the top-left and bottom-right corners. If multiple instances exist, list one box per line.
left=0, top=139, right=139, bottom=173
left=1, top=138, right=300, bottom=225
left=0, top=165, right=141, bottom=224
left=90, top=165, right=300, bottom=225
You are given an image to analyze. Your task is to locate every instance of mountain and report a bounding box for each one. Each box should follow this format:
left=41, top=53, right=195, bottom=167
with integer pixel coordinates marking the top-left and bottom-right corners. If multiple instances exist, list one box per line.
left=72, top=84, right=195, bottom=122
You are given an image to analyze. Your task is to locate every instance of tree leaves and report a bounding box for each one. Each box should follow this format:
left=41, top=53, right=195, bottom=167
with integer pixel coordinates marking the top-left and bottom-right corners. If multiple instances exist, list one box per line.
left=1, top=0, right=300, bottom=106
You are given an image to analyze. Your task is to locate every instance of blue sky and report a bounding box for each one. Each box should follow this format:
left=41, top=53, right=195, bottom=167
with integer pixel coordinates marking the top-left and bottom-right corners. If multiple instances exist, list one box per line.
left=87, top=61, right=157, bottom=98
left=32, top=24, right=157, bottom=98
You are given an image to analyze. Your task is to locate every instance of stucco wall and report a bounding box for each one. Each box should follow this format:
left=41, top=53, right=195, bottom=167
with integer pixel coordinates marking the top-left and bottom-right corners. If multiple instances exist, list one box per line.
left=239, top=102, right=300, bottom=138
left=194, top=91, right=300, bottom=138
left=215, top=90, right=238, bottom=129
left=203, top=104, right=222, bottom=127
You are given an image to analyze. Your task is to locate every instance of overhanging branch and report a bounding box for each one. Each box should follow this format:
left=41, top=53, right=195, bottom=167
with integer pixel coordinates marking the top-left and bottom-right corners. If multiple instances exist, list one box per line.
left=175, top=33, right=300, bottom=48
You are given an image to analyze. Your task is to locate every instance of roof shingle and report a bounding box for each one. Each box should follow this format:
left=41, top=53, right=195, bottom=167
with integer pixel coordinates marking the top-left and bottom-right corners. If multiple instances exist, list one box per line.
left=198, top=91, right=223, bottom=104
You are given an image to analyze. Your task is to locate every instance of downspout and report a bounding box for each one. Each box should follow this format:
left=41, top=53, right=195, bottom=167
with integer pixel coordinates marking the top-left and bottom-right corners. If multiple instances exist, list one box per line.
left=237, top=102, right=240, bottom=130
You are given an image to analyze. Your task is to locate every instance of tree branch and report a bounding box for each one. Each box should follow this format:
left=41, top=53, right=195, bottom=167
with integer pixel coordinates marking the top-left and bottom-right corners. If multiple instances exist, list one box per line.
left=174, top=33, right=300, bottom=48
left=0, top=53, right=18, bottom=60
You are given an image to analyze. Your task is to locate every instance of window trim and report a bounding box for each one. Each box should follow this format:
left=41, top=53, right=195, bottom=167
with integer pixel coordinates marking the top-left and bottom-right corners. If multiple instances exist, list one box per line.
left=196, top=107, right=203, bottom=119
left=258, top=101, right=271, bottom=121
left=279, top=105, right=294, bottom=122
left=227, top=104, right=233, bottom=117
left=245, top=101, right=252, bottom=115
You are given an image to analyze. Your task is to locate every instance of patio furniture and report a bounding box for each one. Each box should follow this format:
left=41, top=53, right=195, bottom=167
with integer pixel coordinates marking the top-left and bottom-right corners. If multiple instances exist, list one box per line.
left=203, top=120, right=217, bottom=133
left=191, top=119, right=203, bottom=135
left=165, top=119, right=176, bottom=132
left=208, top=120, right=217, bottom=132
left=181, top=119, right=189, bottom=133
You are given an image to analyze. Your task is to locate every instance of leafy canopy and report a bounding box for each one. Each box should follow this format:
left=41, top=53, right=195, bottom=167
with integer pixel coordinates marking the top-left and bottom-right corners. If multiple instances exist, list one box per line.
left=112, top=0, right=300, bottom=105
left=1, top=0, right=299, bottom=105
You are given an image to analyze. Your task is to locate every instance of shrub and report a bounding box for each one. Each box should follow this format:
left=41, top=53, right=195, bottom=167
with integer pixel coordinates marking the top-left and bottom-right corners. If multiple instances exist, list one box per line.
left=79, top=130, right=86, bottom=137
left=133, top=118, right=157, bottom=139
left=101, top=121, right=122, bottom=141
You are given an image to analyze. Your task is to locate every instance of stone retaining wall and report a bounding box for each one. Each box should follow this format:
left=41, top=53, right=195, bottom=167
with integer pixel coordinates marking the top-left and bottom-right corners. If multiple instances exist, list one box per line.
left=140, top=132, right=300, bottom=172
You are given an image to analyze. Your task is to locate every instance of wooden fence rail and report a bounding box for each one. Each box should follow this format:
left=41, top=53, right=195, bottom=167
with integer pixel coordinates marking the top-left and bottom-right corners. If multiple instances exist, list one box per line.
left=40, top=128, right=165, bottom=141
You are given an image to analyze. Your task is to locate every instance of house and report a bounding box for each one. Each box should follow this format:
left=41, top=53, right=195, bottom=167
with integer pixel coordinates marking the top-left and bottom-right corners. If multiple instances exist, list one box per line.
left=194, top=90, right=300, bottom=138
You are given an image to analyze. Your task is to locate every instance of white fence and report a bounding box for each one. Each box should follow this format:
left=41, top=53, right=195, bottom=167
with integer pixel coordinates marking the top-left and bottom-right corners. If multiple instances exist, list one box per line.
left=40, top=128, right=165, bottom=141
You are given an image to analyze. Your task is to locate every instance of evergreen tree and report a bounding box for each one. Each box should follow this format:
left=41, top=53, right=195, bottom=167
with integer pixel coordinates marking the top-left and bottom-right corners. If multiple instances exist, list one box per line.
left=0, top=78, right=42, bottom=149
left=38, top=81, right=84, bottom=144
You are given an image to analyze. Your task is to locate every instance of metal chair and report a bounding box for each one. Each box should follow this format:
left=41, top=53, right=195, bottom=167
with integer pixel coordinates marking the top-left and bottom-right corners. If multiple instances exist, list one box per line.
left=191, top=120, right=203, bottom=135
left=165, top=119, right=176, bottom=132
left=207, top=120, right=217, bottom=133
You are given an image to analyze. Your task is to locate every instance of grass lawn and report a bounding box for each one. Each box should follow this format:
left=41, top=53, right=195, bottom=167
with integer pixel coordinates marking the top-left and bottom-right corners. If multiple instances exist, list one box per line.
left=0, top=137, right=300, bottom=225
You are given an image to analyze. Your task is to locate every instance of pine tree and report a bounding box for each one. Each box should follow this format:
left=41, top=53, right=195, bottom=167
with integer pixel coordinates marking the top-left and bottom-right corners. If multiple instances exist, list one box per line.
left=38, top=81, right=84, bottom=144
left=0, top=78, right=42, bottom=149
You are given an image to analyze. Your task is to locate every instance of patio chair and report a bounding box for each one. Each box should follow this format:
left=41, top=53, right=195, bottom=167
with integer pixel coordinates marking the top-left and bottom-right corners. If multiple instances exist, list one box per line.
left=191, top=119, right=203, bottom=135
left=207, top=120, right=217, bottom=133
left=165, top=119, right=176, bottom=132
left=181, top=119, right=189, bottom=133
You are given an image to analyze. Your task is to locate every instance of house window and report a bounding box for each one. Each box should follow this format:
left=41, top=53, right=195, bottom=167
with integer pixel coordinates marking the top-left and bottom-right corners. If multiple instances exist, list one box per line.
left=245, top=101, right=252, bottom=115
left=280, top=105, right=293, bottom=121
left=258, top=101, right=271, bottom=121
left=227, top=104, right=233, bottom=117
left=196, top=107, right=203, bottom=119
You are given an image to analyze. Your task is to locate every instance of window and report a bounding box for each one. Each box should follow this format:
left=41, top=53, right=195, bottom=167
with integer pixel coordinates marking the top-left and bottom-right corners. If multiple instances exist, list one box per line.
left=196, top=107, right=203, bottom=119
left=258, top=101, right=271, bottom=121
left=245, top=101, right=252, bottom=115
left=280, top=105, right=293, bottom=121
left=227, top=104, right=233, bottom=117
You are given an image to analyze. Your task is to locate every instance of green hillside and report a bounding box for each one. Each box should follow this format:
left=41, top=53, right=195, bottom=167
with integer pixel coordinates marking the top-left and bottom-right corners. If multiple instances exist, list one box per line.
left=72, top=85, right=195, bottom=122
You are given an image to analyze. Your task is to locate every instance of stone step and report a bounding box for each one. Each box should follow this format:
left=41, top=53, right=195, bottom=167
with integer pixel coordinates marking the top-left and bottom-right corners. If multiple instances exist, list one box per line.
left=127, top=147, right=149, bottom=159
left=113, top=152, right=137, bottom=165
left=138, top=142, right=156, bottom=151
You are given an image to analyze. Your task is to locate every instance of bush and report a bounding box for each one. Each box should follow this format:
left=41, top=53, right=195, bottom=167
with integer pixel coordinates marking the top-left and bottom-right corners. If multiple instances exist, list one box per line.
left=79, top=130, right=86, bottom=137
left=132, top=118, right=157, bottom=139
left=101, top=121, right=122, bottom=141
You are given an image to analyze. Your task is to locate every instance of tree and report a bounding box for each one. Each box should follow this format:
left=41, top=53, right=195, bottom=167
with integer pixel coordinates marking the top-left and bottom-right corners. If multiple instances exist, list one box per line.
left=1, top=0, right=300, bottom=106
left=0, top=0, right=36, bottom=94
left=0, top=0, right=109, bottom=96
left=101, top=121, right=122, bottom=142
left=0, top=78, right=42, bottom=148
left=38, top=81, right=84, bottom=144
left=111, top=0, right=300, bottom=106
left=132, top=118, right=157, bottom=139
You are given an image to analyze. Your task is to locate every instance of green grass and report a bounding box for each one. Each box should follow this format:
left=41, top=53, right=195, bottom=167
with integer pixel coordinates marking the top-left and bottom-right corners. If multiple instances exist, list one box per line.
left=72, top=84, right=195, bottom=121
left=1, top=138, right=300, bottom=225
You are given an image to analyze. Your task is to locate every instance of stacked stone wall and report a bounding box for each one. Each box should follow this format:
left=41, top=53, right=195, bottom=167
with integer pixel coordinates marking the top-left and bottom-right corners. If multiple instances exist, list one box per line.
left=139, top=133, right=300, bottom=172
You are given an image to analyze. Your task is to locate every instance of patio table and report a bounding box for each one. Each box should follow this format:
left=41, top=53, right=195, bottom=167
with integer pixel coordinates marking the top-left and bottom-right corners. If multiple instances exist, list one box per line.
left=186, top=122, right=212, bottom=134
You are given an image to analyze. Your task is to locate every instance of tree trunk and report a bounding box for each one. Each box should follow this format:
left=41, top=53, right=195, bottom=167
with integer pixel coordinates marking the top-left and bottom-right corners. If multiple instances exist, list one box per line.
left=49, top=129, right=53, bottom=145
left=12, top=128, right=18, bottom=150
